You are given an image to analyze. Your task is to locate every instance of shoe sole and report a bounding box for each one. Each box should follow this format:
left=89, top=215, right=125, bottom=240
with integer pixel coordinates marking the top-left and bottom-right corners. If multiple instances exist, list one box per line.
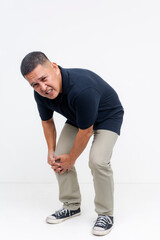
left=92, top=226, right=113, bottom=236
left=46, top=212, right=81, bottom=224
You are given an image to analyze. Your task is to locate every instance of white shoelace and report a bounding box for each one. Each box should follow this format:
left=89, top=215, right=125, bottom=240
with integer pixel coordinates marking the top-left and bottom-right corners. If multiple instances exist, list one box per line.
left=95, top=215, right=112, bottom=227
left=55, top=208, right=71, bottom=217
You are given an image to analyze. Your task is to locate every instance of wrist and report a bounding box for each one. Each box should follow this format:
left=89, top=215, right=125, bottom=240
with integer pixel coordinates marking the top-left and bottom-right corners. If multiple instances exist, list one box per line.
left=69, top=153, right=76, bottom=164
left=48, top=149, right=55, bottom=153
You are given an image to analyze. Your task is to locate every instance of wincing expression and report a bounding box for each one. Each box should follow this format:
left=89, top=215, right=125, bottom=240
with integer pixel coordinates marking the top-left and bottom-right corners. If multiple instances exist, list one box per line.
left=25, top=62, right=62, bottom=99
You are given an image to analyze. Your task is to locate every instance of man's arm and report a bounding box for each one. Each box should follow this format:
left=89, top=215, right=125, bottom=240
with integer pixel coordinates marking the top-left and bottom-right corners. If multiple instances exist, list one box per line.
left=69, top=125, right=93, bottom=162
left=41, top=118, right=57, bottom=165
left=53, top=125, right=93, bottom=174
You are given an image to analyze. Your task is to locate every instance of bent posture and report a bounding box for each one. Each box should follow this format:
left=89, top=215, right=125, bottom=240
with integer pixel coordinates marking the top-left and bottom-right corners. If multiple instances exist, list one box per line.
left=21, top=51, right=124, bottom=236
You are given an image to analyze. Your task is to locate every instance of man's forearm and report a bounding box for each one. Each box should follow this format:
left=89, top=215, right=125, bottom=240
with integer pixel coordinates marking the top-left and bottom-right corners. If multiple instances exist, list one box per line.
left=69, top=129, right=92, bottom=163
left=52, top=125, right=93, bottom=173
left=41, top=118, right=56, bottom=151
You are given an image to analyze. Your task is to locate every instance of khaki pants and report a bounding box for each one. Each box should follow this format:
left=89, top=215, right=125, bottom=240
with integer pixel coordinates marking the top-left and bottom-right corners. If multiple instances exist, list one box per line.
left=54, top=123, right=118, bottom=216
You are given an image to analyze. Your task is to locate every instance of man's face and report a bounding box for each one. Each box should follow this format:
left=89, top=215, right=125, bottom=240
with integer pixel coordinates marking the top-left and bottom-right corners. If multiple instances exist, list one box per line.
left=25, top=62, right=62, bottom=99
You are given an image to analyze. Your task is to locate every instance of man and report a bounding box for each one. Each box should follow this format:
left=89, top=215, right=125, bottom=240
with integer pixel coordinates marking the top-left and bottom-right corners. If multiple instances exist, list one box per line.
left=20, top=51, right=124, bottom=236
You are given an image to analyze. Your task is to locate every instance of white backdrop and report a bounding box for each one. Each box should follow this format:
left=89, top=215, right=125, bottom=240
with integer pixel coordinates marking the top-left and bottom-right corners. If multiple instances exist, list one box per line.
left=0, top=0, right=160, bottom=183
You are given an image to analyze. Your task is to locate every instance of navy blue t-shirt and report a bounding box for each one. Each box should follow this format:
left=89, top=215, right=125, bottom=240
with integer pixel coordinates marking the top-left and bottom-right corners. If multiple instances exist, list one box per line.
left=34, top=66, right=124, bottom=135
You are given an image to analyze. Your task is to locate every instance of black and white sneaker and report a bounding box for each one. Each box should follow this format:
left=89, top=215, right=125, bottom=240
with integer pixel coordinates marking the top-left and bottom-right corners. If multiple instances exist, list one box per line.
left=46, top=208, right=81, bottom=224
left=92, top=215, right=114, bottom=236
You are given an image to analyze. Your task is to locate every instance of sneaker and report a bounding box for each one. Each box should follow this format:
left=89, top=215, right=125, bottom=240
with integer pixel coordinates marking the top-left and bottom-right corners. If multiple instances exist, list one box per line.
left=46, top=207, right=81, bottom=224
left=92, top=215, right=114, bottom=236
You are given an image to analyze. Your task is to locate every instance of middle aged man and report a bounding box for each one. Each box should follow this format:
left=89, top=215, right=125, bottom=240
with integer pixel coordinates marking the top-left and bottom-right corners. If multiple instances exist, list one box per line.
left=20, top=51, right=124, bottom=236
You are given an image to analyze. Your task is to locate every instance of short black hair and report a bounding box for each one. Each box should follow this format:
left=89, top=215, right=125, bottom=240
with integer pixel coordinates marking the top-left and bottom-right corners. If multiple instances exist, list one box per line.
left=20, top=51, right=49, bottom=77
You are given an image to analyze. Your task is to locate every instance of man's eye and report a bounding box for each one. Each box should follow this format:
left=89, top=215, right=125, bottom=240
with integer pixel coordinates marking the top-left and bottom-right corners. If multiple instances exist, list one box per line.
left=42, top=77, right=47, bottom=81
left=33, top=84, right=38, bottom=88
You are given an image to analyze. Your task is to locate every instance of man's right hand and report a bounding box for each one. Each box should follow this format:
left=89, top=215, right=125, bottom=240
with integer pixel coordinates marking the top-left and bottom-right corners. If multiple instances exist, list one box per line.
left=48, top=150, right=56, bottom=166
left=48, top=150, right=62, bottom=173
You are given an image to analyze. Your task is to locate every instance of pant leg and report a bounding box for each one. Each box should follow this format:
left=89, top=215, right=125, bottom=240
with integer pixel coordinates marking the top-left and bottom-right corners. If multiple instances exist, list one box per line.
left=54, top=123, right=81, bottom=210
left=89, top=129, right=118, bottom=216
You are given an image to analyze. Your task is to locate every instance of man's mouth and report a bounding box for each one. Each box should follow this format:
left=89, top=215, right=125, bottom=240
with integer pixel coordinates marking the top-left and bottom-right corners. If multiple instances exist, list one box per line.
left=45, top=89, right=53, bottom=95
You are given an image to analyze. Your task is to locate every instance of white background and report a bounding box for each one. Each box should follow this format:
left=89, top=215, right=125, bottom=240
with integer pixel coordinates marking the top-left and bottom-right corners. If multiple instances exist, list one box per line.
left=0, top=0, right=160, bottom=184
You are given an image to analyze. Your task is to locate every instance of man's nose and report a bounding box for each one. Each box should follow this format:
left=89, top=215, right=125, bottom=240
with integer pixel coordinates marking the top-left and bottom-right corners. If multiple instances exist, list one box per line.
left=40, top=82, right=46, bottom=92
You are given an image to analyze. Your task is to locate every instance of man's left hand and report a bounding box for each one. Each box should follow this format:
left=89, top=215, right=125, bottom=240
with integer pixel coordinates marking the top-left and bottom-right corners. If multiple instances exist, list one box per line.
left=51, top=154, right=75, bottom=174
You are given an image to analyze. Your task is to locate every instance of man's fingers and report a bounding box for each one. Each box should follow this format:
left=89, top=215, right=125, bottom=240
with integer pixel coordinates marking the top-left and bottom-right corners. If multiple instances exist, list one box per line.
left=55, top=158, right=61, bottom=163
left=51, top=165, right=66, bottom=174
left=55, top=155, right=62, bottom=161
left=60, top=169, right=66, bottom=174
left=51, top=165, right=61, bottom=170
left=48, top=161, right=54, bottom=165
left=51, top=162, right=60, bottom=167
left=54, top=167, right=65, bottom=174
left=51, top=165, right=63, bottom=174
left=55, top=169, right=61, bottom=173
left=48, top=158, right=56, bottom=165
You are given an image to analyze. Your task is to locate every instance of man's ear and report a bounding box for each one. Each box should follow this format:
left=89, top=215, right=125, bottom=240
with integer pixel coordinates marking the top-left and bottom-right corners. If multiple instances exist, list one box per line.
left=51, top=62, right=58, bottom=69
left=51, top=62, right=61, bottom=76
left=51, top=62, right=59, bottom=72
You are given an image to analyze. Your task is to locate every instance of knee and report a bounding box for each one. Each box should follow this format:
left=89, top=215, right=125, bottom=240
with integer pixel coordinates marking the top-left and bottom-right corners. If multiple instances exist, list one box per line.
left=88, top=155, right=100, bottom=170
left=89, top=151, right=112, bottom=170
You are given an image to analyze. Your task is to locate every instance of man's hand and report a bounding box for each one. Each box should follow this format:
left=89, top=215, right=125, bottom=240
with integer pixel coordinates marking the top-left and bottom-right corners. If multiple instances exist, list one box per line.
left=48, top=150, right=55, bottom=165
left=49, top=125, right=93, bottom=174
left=51, top=154, right=75, bottom=174
left=48, top=150, right=61, bottom=172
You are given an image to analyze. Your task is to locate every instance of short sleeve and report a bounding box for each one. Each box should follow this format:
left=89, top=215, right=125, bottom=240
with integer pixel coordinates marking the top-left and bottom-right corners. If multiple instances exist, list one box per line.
left=34, top=91, right=53, bottom=121
left=74, top=88, right=101, bottom=129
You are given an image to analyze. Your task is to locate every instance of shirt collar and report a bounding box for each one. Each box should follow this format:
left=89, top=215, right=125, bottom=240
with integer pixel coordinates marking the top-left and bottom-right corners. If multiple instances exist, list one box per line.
left=58, top=65, right=71, bottom=95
